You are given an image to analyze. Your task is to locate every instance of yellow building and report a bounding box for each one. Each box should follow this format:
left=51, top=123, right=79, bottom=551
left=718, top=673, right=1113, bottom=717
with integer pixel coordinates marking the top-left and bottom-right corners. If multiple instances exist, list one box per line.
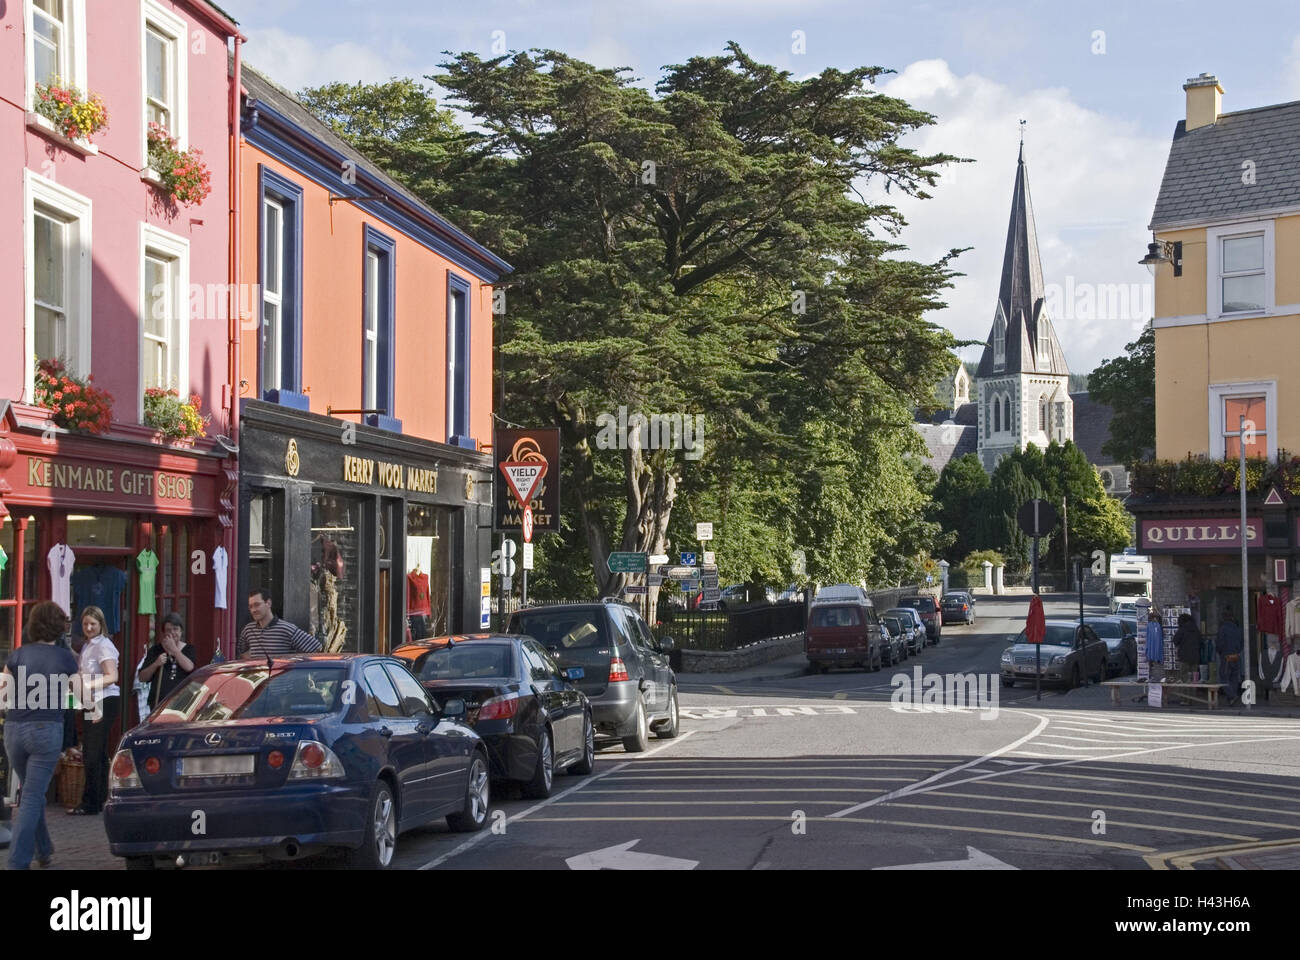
left=1134, top=73, right=1300, bottom=668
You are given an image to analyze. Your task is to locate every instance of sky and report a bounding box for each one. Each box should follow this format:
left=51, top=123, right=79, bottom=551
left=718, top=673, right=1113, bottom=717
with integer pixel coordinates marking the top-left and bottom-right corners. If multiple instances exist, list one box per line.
left=220, top=0, right=1300, bottom=374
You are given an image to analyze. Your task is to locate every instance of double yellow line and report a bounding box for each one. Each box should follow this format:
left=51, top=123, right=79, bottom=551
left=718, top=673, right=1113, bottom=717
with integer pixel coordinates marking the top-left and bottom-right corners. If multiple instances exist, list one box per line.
left=1146, top=836, right=1300, bottom=870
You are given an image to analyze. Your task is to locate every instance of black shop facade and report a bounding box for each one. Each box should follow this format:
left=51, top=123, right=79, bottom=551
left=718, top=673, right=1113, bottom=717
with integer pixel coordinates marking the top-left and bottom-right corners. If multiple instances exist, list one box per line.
left=238, top=401, right=494, bottom=654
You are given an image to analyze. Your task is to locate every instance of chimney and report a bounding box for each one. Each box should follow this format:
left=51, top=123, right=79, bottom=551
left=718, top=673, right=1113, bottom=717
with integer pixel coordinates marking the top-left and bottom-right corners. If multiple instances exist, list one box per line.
left=1184, top=73, right=1223, bottom=131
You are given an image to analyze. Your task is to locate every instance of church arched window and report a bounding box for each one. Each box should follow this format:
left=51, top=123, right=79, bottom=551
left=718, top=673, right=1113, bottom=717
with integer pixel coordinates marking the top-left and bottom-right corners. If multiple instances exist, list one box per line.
left=993, top=315, right=1006, bottom=368
left=993, top=396, right=1001, bottom=433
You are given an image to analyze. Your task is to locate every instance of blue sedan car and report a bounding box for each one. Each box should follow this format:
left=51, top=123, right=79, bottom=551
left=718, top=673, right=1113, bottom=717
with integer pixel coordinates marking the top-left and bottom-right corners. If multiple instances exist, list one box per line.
left=104, top=654, right=490, bottom=870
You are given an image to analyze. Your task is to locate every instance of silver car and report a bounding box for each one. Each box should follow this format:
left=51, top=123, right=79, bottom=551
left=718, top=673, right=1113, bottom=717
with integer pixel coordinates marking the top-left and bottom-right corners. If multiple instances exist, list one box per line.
left=1000, top=620, right=1109, bottom=689
left=884, top=607, right=926, bottom=654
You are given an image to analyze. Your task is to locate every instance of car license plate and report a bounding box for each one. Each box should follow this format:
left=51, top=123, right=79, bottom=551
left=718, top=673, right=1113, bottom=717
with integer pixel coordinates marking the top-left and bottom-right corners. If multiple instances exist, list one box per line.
left=181, top=755, right=255, bottom=777
left=1017, top=664, right=1038, bottom=674
left=191, top=852, right=222, bottom=866
left=828, top=648, right=846, bottom=654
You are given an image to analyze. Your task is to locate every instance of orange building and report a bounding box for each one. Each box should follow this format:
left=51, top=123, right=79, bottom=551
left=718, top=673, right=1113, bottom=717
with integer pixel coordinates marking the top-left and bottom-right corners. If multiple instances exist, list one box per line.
left=234, top=67, right=510, bottom=653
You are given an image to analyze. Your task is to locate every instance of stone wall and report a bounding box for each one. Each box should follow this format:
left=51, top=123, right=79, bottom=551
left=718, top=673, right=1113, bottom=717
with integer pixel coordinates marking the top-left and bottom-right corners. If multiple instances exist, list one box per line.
left=679, top=634, right=806, bottom=673
left=1151, top=554, right=1189, bottom=612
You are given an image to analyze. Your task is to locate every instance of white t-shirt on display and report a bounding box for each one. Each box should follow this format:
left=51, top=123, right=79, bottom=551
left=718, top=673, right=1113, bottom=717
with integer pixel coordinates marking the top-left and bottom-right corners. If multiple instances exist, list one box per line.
left=47, top=543, right=75, bottom=616
left=213, top=545, right=229, bottom=609
left=79, top=635, right=121, bottom=705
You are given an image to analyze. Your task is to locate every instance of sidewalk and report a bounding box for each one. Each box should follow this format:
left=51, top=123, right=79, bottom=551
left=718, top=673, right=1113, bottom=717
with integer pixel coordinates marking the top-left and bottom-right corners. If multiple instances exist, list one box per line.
left=1, top=802, right=119, bottom=870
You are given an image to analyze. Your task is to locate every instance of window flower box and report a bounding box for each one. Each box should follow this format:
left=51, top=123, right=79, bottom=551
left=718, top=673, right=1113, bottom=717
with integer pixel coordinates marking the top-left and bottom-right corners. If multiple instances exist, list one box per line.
left=145, top=124, right=211, bottom=207
left=26, top=111, right=99, bottom=156
left=34, top=359, right=114, bottom=434
left=143, top=388, right=208, bottom=443
left=30, top=79, right=108, bottom=154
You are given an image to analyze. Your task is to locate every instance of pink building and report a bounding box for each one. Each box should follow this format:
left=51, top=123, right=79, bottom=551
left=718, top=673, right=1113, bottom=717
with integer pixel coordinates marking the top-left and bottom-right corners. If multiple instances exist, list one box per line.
left=0, top=2, right=244, bottom=697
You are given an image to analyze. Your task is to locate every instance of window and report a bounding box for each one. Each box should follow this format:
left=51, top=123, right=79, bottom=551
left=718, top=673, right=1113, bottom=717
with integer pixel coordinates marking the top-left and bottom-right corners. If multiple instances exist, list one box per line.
left=258, top=168, right=304, bottom=404
left=362, top=226, right=397, bottom=428
left=447, top=273, right=472, bottom=444
left=363, top=663, right=404, bottom=718
left=140, top=224, right=189, bottom=402
left=1210, top=381, right=1277, bottom=460
left=992, top=307, right=1006, bottom=369
left=383, top=663, right=433, bottom=717
left=1037, top=320, right=1050, bottom=365
left=1004, top=396, right=1012, bottom=433
left=522, top=642, right=552, bottom=683
left=993, top=395, right=1001, bottom=433
left=25, top=171, right=91, bottom=400
left=26, top=0, right=86, bottom=108
left=141, top=1, right=187, bottom=151
left=1039, top=397, right=1048, bottom=432
left=1207, top=222, right=1273, bottom=319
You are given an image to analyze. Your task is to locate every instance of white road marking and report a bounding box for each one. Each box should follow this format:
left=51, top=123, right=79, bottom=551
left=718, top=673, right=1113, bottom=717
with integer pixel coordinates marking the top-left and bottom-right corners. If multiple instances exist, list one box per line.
left=565, top=839, right=698, bottom=870
left=873, top=845, right=1017, bottom=870
left=416, top=730, right=697, bottom=870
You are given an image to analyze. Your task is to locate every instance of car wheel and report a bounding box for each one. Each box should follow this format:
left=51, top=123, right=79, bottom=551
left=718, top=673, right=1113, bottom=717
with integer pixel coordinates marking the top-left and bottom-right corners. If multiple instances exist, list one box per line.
left=523, top=728, right=555, bottom=799
left=1065, top=665, right=1080, bottom=690
left=1091, top=658, right=1105, bottom=684
left=655, top=686, right=680, bottom=739
left=622, top=697, right=650, bottom=753
left=346, top=779, right=397, bottom=869
left=123, top=856, right=156, bottom=870
left=447, top=753, right=490, bottom=832
left=571, top=712, right=596, bottom=775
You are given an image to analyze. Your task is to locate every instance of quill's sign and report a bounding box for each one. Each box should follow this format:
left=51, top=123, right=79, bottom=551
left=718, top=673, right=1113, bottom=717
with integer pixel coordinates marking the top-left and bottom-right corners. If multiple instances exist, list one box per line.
left=494, top=429, right=560, bottom=533
left=1139, top=517, right=1262, bottom=552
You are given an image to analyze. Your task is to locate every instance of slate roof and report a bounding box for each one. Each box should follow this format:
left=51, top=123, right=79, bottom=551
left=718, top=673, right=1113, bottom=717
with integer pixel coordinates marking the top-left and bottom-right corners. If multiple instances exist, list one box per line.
left=976, top=144, right=1069, bottom=379
left=914, top=422, right=977, bottom=474
left=1068, top=392, right=1115, bottom=465
left=1150, top=98, right=1300, bottom=229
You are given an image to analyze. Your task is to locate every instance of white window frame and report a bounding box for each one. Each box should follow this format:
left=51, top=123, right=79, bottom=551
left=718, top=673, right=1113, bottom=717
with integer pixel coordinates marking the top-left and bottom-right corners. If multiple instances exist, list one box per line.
left=24, top=0, right=87, bottom=110
left=261, top=196, right=285, bottom=393
left=1209, top=380, right=1277, bottom=460
left=140, top=0, right=189, bottom=161
left=24, top=170, right=91, bottom=402
left=364, top=248, right=380, bottom=412
left=138, top=223, right=190, bottom=420
left=1206, top=221, right=1274, bottom=320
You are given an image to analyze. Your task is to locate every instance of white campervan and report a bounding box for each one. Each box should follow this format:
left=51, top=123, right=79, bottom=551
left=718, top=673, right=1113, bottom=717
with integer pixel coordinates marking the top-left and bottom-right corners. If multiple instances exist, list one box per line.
left=1109, top=554, right=1152, bottom=614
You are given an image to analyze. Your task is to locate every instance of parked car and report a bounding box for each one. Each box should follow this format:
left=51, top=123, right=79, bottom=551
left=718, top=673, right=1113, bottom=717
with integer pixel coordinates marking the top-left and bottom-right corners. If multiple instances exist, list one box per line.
left=880, top=616, right=910, bottom=666
left=806, top=586, right=883, bottom=673
left=103, top=654, right=491, bottom=870
left=941, top=591, right=976, bottom=625
left=884, top=606, right=928, bottom=653
left=897, top=595, right=942, bottom=643
left=776, top=584, right=806, bottom=603
left=507, top=601, right=678, bottom=752
left=1000, top=620, right=1108, bottom=689
left=1081, top=616, right=1137, bottom=678
left=392, top=634, right=594, bottom=799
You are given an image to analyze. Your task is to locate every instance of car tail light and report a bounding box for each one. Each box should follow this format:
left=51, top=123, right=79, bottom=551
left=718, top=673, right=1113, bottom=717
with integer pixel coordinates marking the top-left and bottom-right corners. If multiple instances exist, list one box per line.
left=267, top=750, right=285, bottom=769
left=287, top=740, right=345, bottom=781
left=478, top=693, right=519, bottom=720
left=609, top=657, right=631, bottom=683
left=143, top=756, right=161, bottom=775
left=110, top=750, right=141, bottom=792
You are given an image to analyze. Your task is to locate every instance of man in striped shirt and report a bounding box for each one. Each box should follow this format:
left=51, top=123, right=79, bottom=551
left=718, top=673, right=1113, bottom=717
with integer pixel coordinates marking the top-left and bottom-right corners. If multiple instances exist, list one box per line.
left=238, top=588, right=323, bottom=658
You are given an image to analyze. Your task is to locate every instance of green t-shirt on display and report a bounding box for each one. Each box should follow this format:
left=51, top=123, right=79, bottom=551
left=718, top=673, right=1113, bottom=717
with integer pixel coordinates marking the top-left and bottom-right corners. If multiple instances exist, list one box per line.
left=137, top=548, right=159, bottom=614
left=0, top=544, right=7, bottom=593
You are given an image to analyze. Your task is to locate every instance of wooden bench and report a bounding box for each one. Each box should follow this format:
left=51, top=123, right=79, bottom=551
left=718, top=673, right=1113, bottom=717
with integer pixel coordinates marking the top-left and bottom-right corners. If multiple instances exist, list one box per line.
left=1101, top=680, right=1222, bottom=709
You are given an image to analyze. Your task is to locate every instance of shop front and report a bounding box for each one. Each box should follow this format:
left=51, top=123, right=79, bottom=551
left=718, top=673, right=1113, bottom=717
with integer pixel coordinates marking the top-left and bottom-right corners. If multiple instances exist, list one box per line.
left=1131, top=498, right=1300, bottom=696
left=0, top=401, right=234, bottom=715
left=237, top=400, right=493, bottom=655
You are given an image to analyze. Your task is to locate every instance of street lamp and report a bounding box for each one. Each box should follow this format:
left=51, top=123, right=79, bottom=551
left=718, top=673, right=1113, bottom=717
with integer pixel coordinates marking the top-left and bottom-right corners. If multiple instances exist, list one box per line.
left=1139, top=238, right=1183, bottom=277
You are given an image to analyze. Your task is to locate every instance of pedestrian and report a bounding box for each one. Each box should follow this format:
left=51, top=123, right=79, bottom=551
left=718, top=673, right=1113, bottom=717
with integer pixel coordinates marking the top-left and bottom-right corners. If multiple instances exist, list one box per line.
left=238, top=588, right=323, bottom=658
left=137, top=612, right=196, bottom=710
left=68, top=605, right=119, bottom=816
left=1144, top=608, right=1165, bottom=682
left=1215, top=607, right=1244, bottom=706
left=0, top=602, right=81, bottom=868
left=1172, top=613, right=1203, bottom=682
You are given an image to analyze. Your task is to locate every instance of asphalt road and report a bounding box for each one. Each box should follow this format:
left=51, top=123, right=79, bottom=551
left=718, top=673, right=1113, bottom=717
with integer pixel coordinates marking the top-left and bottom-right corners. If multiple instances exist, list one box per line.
left=365, top=595, right=1300, bottom=869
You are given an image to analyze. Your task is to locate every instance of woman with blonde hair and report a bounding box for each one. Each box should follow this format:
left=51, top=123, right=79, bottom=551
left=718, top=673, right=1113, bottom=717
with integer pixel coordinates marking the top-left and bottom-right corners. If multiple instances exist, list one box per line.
left=68, top=604, right=119, bottom=815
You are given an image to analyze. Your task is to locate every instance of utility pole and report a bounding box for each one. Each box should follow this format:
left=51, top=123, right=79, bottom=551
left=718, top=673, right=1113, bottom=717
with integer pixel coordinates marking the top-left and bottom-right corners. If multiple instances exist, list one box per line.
left=1239, top=415, right=1252, bottom=708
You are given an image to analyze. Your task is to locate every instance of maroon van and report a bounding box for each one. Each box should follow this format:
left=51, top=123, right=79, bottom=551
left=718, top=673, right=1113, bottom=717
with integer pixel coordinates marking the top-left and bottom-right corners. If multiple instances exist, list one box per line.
left=806, top=595, right=883, bottom=673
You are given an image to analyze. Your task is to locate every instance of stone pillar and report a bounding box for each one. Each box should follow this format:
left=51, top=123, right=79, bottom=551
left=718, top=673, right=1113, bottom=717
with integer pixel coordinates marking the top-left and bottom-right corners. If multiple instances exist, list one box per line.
left=939, top=560, right=950, bottom=596
left=994, top=564, right=1006, bottom=595
left=982, top=561, right=993, bottom=593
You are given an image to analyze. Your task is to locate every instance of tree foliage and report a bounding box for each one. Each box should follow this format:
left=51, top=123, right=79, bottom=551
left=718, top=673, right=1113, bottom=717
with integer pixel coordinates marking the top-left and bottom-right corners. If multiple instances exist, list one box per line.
left=1088, top=323, right=1154, bottom=466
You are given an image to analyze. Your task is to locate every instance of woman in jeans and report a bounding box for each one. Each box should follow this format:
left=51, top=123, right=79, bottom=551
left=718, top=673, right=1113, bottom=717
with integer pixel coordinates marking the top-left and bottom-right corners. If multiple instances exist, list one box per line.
left=0, top=602, right=81, bottom=869
left=68, top=605, right=119, bottom=815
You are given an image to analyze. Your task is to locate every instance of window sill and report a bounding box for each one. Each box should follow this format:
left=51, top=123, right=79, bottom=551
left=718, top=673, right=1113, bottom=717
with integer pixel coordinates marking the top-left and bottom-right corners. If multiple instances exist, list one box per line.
left=448, top=435, right=479, bottom=451
left=263, top=389, right=310, bottom=411
left=365, top=414, right=403, bottom=433
left=26, top=112, right=99, bottom=156
left=141, top=167, right=164, bottom=186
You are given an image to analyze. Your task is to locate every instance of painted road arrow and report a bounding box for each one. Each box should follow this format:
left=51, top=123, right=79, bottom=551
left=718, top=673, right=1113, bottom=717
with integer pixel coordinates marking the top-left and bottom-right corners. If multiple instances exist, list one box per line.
left=565, top=840, right=699, bottom=871
left=872, top=846, right=1017, bottom=870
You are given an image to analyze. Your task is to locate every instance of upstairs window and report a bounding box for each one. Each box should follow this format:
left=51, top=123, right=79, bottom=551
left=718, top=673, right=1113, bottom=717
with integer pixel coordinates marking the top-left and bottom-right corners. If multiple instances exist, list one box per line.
left=993, top=395, right=1001, bottom=433
left=261, top=196, right=285, bottom=393
left=26, top=171, right=92, bottom=399
left=140, top=225, right=189, bottom=403
left=1208, top=222, right=1273, bottom=319
left=1212, top=381, right=1276, bottom=460
left=447, top=274, right=472, bottom=444
left=361, top=226, right=397, bottom=429
left=993, top=313, right=1006, bottom=369
left=142, top=1, right=188, bottom=153
left=257, top=167, right=304, bottom=405
left=27, top=0, right=86, bottom=110
left=1037, top=320, right=1050, bottom=365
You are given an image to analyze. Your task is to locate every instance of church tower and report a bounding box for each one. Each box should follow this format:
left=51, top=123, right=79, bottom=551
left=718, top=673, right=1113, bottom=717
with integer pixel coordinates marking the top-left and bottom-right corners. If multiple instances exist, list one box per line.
left=975, top=139, right=1072, bottom=472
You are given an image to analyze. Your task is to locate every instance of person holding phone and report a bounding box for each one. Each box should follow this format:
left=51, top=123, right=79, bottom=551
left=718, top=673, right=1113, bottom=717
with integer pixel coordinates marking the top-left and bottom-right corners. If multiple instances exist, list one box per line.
left=137, top=612, right=196, bottom=710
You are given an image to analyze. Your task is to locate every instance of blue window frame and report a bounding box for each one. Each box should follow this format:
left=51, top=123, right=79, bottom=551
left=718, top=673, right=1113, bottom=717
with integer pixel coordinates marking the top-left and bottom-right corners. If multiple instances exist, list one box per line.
left=447, top=272, right=474, bottom=448
left=362, top=225, right=400, bottom=432
left=257, top=166, right=307, bottom=410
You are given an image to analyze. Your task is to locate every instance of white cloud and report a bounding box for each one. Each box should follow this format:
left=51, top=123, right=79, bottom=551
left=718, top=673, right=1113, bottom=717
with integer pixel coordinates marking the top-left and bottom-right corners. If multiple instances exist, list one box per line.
left=876, top=59, right=1169, bottom=374
left=244, top=27, right=413, bottom=92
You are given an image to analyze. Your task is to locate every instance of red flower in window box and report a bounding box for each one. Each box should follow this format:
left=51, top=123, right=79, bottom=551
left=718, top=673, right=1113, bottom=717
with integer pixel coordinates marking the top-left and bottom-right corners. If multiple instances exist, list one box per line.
left=35, top=358, right=113, bottom=434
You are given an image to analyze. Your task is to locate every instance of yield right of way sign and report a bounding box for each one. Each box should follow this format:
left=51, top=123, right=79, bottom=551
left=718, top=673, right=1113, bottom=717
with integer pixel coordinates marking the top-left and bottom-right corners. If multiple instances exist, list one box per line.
left=500, top=459, right=547, bottom=509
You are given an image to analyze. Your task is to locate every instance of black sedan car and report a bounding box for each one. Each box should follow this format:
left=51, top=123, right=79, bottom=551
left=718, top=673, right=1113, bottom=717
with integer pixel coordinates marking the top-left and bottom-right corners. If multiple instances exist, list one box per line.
left=1083, top=615, right=1138, bottom=677
left=393, top=635, right=595, bottom=800
left=941, top=591, right=976, bottom=625
left=104, top=655, right=491, bottom=870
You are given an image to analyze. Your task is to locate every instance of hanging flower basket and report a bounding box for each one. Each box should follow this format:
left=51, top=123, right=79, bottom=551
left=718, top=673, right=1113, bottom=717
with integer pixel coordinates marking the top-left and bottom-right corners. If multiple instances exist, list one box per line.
left=143, top=387, right=208, bottom=442
left=33, top=79, right=109, bottom=142
left=146, top=123, right=212, bottom=207
left=34, top=358, right=114, bottom=433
